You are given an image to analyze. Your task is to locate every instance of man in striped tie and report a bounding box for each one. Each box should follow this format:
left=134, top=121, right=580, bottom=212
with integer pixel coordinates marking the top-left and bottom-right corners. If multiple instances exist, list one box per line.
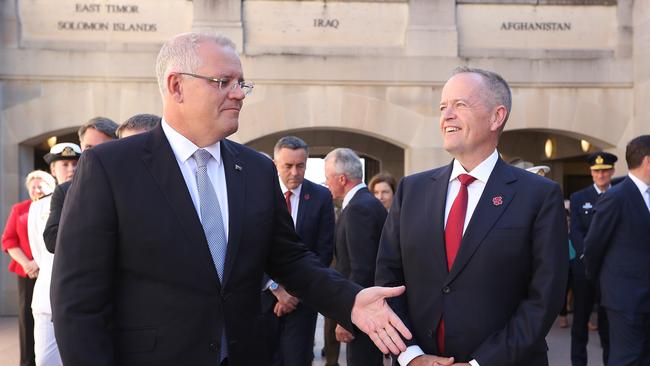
left=376, top=67, right=568, bottom=366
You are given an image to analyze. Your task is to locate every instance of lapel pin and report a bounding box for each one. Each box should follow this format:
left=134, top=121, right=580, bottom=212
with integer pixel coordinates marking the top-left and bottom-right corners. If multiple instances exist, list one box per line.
left=304, top=194, right=311, bottom=200
left=492, top=196, right=503, bottom=206
left=234, top=164, right=242, bottom=171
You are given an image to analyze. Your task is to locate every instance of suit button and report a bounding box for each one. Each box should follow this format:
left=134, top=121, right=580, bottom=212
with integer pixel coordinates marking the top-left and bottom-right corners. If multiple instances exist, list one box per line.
left=222, top=293, right=231, bottom=302
left=442, top=286, right=451, bottom=294
left=427, top=330, right=434, bottom=338
left=208, top=342, right=218, bottom=352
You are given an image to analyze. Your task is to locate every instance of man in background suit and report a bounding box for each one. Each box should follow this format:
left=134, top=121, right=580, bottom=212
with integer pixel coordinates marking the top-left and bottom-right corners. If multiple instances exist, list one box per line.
left=376, top=67, right=567, bottom=366
left=50, top=32, right=410, bottom=366
left=569, top=151, right=616, bottom=366
left=584, top=135, right=650, bottom=366
left=325, top=148, right=388, bottom=366
left=263, top=136, right=335, bottom=366
left=43, top=117, right=118, bottom=253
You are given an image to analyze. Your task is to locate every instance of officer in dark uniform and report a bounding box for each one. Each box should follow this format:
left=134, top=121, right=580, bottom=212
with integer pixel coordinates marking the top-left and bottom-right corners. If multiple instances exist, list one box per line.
left=569, top=152, right=617, bottom=366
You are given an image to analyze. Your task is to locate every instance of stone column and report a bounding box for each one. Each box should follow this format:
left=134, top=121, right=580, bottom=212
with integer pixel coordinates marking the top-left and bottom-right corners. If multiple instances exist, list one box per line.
left=405, top=0, right=457, bottom=57
left=633, top=0, right=650, bottom=137
left=192, top=0, right=243, bottom=52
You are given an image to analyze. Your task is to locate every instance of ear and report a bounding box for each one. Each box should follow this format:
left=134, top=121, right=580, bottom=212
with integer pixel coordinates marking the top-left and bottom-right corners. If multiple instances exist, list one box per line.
left=166, top=73, right=184, bottom=103
left=489, top=105, right=508, bottom=132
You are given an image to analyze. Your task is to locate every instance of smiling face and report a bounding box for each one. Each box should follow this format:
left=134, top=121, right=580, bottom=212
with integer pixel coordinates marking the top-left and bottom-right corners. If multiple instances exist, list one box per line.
left=439, top=73, right=507, bottom=170
left=172, top=41, right=245, bottom=146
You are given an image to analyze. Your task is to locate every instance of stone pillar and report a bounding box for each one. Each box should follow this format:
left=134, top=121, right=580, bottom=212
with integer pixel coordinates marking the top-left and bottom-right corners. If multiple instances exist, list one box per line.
left=633, top=0, right=650, bottom=138
left=405, top=0, right=457, bottom=57
left=404, top=147, right=450, bottom=175
left=192, top=0, right=243, bottom=52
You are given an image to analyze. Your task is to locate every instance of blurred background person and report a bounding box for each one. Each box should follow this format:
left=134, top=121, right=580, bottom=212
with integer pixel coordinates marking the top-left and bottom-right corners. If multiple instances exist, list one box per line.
left=116, top=113, right=160, bottom=138
left=1, top=170, right=56, bottom=366
left=570, top=152, right=616, bottom=366
left=368, top=172, right=396, bottom=211
left=43, top=117, right=117, bottom=253
left=30, top=143, right=80, bottom=366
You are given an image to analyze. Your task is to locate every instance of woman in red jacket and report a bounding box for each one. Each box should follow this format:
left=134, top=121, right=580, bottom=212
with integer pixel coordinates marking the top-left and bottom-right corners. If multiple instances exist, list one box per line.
left=2, top=170, right=55, bottom=366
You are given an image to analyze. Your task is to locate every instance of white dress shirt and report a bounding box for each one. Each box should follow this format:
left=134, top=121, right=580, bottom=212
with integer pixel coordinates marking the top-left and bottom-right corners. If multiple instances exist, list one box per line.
left=280, top=181, right=302, bottom=229
left=398, top=149, right=499, bottom=366
left=593, top=183, right=611, bottom=195
left=628, top=172, right=650, bottom=212
left=161, top=119, right=229, bottom=239
left=27, top=196, right=54, bottom=315
left=342, top=182, right=367, bottom=210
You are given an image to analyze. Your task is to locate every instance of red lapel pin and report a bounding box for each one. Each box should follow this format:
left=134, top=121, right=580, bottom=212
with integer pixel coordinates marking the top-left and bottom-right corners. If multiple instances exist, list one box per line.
left=492, top=196, right=503, bottom=206
left=304, top=194, right=310, bottom=200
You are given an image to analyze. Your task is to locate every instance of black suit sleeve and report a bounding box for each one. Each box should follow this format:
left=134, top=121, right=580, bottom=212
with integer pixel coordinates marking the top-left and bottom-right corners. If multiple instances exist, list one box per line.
left=51, top=150, right=118, bottom=366
left=343, top=203, right=383, bottom=287
left=313, top=192, right=335, bottom=268
left=43, top=183, right=67, bottom=253
left=569, top=192, right=586, bottom=255
left=583, top=191, right=620, bottom=280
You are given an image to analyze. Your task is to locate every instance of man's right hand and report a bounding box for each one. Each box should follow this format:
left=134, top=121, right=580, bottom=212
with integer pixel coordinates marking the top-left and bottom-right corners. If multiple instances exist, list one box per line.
left=408, top=355, right=455, bottom=366
left=271, top=284, right=299, bottom=315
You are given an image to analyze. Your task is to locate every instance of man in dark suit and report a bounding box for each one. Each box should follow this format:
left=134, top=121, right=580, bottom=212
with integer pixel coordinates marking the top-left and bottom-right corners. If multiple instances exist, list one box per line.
left=375, top=67, right=568, bottom=366
left=50, top=32, right=411, bottom=366
left=584, top=135, right=650, bottom=366
left=262, top=136, right=335, bottom=366
left=324, top=147, right=388, bottom=366
left=569, top=151, right=616, bottom=366
left=43, top=116, right=118, bottom=253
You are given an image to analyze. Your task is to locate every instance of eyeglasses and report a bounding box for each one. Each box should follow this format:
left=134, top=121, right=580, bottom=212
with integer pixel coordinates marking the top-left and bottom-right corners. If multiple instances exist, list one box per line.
left=177, top=72, right=254, bottom=96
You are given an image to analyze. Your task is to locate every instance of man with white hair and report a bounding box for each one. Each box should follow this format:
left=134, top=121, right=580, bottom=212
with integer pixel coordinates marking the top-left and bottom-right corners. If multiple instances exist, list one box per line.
left=325, top=148, right=388, bottom=366
left=51, top=32, right=411, bottom=366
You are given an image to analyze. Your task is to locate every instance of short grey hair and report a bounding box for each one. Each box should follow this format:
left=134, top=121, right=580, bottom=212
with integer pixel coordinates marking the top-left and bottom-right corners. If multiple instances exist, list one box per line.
left=117, top=114, right=160, bottom=138
left=78, top=116, right=118, bottom=141
left=451, top=66, right=512, bottom=124
left=273, top=136, right=309, bottom=157
left=325, top=148, right=363, bottom=181
left=155, top=32, right=237, bottom=96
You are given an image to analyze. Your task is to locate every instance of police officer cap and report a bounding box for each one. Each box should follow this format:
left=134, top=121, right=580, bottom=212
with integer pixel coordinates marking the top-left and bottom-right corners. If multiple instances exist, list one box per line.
left=43, top=142, right=81, bottom=164
left=587, top=151, right=617, bottom=170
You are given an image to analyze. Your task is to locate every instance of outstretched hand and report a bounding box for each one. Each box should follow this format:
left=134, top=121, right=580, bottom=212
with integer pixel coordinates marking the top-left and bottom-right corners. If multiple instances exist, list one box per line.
left=351, top=285, right=412, bottom=355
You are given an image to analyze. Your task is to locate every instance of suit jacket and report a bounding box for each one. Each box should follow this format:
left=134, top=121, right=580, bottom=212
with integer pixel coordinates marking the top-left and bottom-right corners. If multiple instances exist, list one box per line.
left=376, top=159, right=568, bottom=366
left=50, top=125, right=361, bottom=366
left=261, top=178, right=335, bottom=310
left=43, top=180, right=71, bottom=253
left=569, top=185, right=601, bottom=278
left=584, top=177, right=650, bottom=314
left=335, top=187, right=387, bottom=288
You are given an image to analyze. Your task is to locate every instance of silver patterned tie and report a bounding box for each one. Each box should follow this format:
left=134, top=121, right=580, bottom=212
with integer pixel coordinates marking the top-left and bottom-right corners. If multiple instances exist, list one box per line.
left=193, top=149, right=228, bottom=281
left=193, top=149, right=228, bottom=361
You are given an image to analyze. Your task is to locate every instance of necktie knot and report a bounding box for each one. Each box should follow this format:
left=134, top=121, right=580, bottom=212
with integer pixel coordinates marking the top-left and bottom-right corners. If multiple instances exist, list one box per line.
left=193, top=149, right=212, bottom=169
left=458, top=174, right=476, bottom=187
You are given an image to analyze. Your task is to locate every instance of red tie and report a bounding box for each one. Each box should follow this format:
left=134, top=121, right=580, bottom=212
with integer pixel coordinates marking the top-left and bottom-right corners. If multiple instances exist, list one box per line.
left=284, top=191, right=292, bottom=213
left=438, top=173, right=476, bottom=354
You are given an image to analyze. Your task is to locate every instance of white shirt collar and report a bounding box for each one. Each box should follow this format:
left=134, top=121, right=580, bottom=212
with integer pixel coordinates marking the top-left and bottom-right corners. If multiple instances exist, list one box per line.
left=342, top=182, right=367, bottom=209
left=593, top=183, right=611, bottom=195
left=161, top=118, right=222, bottom=166
left=628, top=172, right=650, bottom=197
left=449, top=149, right=499, bottom=184
left=280, top=180, right=302, bottom=197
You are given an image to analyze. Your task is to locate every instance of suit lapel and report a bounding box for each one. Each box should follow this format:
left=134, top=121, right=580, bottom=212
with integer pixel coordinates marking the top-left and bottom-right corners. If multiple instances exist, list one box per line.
left=428, top=164, right=453, bottom=281
left=446, top=159, right=517, bottom=284
left=140, top=125, right=219, bottom=289
left=296, top=180, right=311, bottom=234
left=220, top=140, right=245, bottom=286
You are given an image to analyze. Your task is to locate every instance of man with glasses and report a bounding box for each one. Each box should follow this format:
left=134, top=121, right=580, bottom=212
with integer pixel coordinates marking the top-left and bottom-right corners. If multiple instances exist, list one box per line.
left=51, top=32, right=411, bottom=366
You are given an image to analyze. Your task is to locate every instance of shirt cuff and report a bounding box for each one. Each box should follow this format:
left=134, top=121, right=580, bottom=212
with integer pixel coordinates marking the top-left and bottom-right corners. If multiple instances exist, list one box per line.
left=397, top=345, right=424, bottom=366
left=469, top=359, right=480, bottom=366
left=263, top=279, right=274, bottom=291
